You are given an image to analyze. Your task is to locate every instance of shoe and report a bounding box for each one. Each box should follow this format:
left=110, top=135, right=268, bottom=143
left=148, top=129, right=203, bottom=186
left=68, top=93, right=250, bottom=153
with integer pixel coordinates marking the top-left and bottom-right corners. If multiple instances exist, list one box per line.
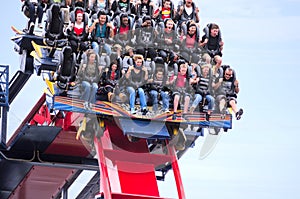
left=83, top=102, right=89, bottom=110
left=108, top=92, right=115, bottom=102
left=206, top=113, right=210, bottom=121
left=164, top=109, right=170, bottom=113
left=236, top=108, right=243, bottom=120
left=172, top=113, right=177, bottom=120
left=119, top=93, right=127, bottom=102
left=28, top=22, right=35, bottom=35
left=142, top=108, right=148, bottom=115
left=130, top=108, right=137, bottom=114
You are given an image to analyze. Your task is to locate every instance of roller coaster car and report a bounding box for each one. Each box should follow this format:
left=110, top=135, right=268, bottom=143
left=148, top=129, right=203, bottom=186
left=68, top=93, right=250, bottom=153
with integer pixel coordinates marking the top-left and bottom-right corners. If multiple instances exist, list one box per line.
left=53, top=95, right=232, bottom=140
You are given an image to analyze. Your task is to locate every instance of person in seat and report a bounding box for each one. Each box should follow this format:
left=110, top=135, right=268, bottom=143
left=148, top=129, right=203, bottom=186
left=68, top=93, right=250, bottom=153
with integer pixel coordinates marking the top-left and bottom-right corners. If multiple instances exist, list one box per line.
left=125, top=54, right=148, bottom=115
left=21, top=0, right=44, bottom=33
left=89, top=10, right=114, bottom=56
left=156, top=18, right=179, bottom=62
left=200, top=23, right=224, bottom=68
left=176, top=0, right=200, bottom=29
left=98, top=61, right=121, bottom=102
left=148, top=66, right=170, bottom=113
left=67, top=8, right=89, bottom=60
left=169, top=59, right=192, bottom=120
left=135, top=0, right=155, bottom=19
left=179, top=20, right=200, bottom=63
left=77, top=49, right=103, bottom=109
left=190, top=64, right=215, bottom=120
left=153, top=0, right=175, bottom=23
left=214, top=67, right=243, bottom=120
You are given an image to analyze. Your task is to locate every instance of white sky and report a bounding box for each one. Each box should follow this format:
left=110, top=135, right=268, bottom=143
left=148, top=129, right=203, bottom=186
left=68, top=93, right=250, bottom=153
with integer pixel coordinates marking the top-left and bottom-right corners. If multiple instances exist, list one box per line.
left=1, top=0, right=300, bottom=199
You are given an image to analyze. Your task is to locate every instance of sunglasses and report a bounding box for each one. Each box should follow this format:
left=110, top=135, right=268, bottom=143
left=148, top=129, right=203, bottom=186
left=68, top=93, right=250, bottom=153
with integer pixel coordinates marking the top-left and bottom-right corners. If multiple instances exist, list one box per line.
left=225, top=73, right=232, bottom=76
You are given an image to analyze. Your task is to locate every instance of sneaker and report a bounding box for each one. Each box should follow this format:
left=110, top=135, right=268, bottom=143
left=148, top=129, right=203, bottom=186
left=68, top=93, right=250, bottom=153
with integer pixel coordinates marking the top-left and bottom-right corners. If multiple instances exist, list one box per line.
left=28, top=22, right=35, bottom=35
left=119, top=93, right=127, bottom=102
left=83, top=102, right=89, bottom=110
left=130, top=108, right=137, bottom=114
left=236, top=108, right=243, bottom=120
left=164, top=109, right=170, bottom=113
left=142, top=108, right=148, bottom=115
left=172, top=113, right=177, bottom=120
left=206, top=113, right=210, bottom=121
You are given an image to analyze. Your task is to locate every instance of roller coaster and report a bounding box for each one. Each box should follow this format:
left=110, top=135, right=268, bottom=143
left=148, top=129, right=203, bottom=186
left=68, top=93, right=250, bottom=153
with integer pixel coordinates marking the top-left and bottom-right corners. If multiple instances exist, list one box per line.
left=0, top=1, right=239, bottom=199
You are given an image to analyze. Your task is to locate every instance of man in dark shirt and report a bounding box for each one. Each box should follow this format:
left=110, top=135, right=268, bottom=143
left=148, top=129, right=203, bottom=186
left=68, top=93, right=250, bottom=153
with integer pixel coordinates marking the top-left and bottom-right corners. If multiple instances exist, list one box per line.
left=200, top=24, right=224, bottom=68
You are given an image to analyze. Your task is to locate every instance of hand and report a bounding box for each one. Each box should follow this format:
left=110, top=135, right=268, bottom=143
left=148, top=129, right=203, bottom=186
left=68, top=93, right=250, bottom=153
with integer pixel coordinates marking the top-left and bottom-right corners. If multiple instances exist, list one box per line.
left=142, top=67, right=147, bottom=72
left=179, top=6, right=184, bottom=15
left=70, top=82, right=76, bottom=86
left=107, top=22, right=113, bottom=29
left=128, top=66, right=134, bottom=71
left=195, top=7, right=199, bottom=14
left=234, top=80, right=239, bottom=87
left=218, top=78, right=223, bottom=83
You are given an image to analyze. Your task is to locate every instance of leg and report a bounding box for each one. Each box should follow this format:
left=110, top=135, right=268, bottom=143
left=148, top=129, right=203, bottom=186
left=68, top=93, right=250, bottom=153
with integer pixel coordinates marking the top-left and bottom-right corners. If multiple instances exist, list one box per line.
left=229, top=99, right=243, bottom=120
left=92, top=41, right=99, bottom=55
left=183, top=95, right=190, bottom=114
left=229, top=99, right=238, bottom=114
left=160, top=91, right=170, bottom=111
left=150, top=90, right=158, bottom=112
left=137, top=88, right=147, bottom=110
left=37, top=5, right=44, bottom=24
left=173, top=94, right=180, bottom=113
left=126, top=87, right=136, bottom=113
left=28, top=3, right=36, bottom=24
left=218, top=95, right=226, bottom=113
left=206, top=95, right=215, bottom=114
left=103, top=43, right=112, bottom=55
left=190, top=94, right=202, bottom=113
left=89, top=82, right=98, bottom=104
left=81, top=81, right=91, bottom=102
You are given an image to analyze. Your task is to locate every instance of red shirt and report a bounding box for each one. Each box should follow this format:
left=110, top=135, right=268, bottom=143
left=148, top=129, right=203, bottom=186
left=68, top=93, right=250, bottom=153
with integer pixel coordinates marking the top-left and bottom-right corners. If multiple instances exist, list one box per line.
left=170, top=73, right=186, bottom=88
left=161, top=7, right=171, bottom=20
left=73, top=23, right=84, bottom=36
left=185, top=34, right=196, bottom=48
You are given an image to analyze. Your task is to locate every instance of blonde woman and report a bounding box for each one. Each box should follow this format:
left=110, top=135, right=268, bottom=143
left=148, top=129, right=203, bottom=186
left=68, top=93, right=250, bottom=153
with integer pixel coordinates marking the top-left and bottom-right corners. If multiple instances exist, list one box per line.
left=77, top=49, right=102, bottom=108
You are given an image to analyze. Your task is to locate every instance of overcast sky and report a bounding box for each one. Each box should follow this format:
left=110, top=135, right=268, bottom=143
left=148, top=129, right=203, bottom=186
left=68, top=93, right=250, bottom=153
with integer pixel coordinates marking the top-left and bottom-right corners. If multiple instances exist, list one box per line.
left=1, top=0, right=300, bottom=199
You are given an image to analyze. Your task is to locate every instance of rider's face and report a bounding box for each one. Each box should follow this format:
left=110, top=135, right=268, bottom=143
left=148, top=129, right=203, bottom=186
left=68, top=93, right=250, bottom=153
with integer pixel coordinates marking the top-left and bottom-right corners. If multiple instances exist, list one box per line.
left=210, top=28, right=219, bottom=37
left=135, top=59, right=143, bottom=67
left=99, top=15, right=107, bottom=25
left=76, top=13, right=83, bottom=22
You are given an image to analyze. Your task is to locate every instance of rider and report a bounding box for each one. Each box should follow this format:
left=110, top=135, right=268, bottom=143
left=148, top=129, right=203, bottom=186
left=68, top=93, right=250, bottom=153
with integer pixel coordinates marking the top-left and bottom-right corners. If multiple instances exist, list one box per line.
left=125, top=54, right=149, bottom=115
left=190, top=64, right=215, bottom=120
left=214, top=67, right=243, bottom=120
left=169, top=59, right=192, bottom=120
left=149, top=66, right=170, bottom=113
left=77, top=49, right=103, bottom=109
left=200, top=23, right=224, bottom=67
left=89, top=10, right=114, bottom=56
